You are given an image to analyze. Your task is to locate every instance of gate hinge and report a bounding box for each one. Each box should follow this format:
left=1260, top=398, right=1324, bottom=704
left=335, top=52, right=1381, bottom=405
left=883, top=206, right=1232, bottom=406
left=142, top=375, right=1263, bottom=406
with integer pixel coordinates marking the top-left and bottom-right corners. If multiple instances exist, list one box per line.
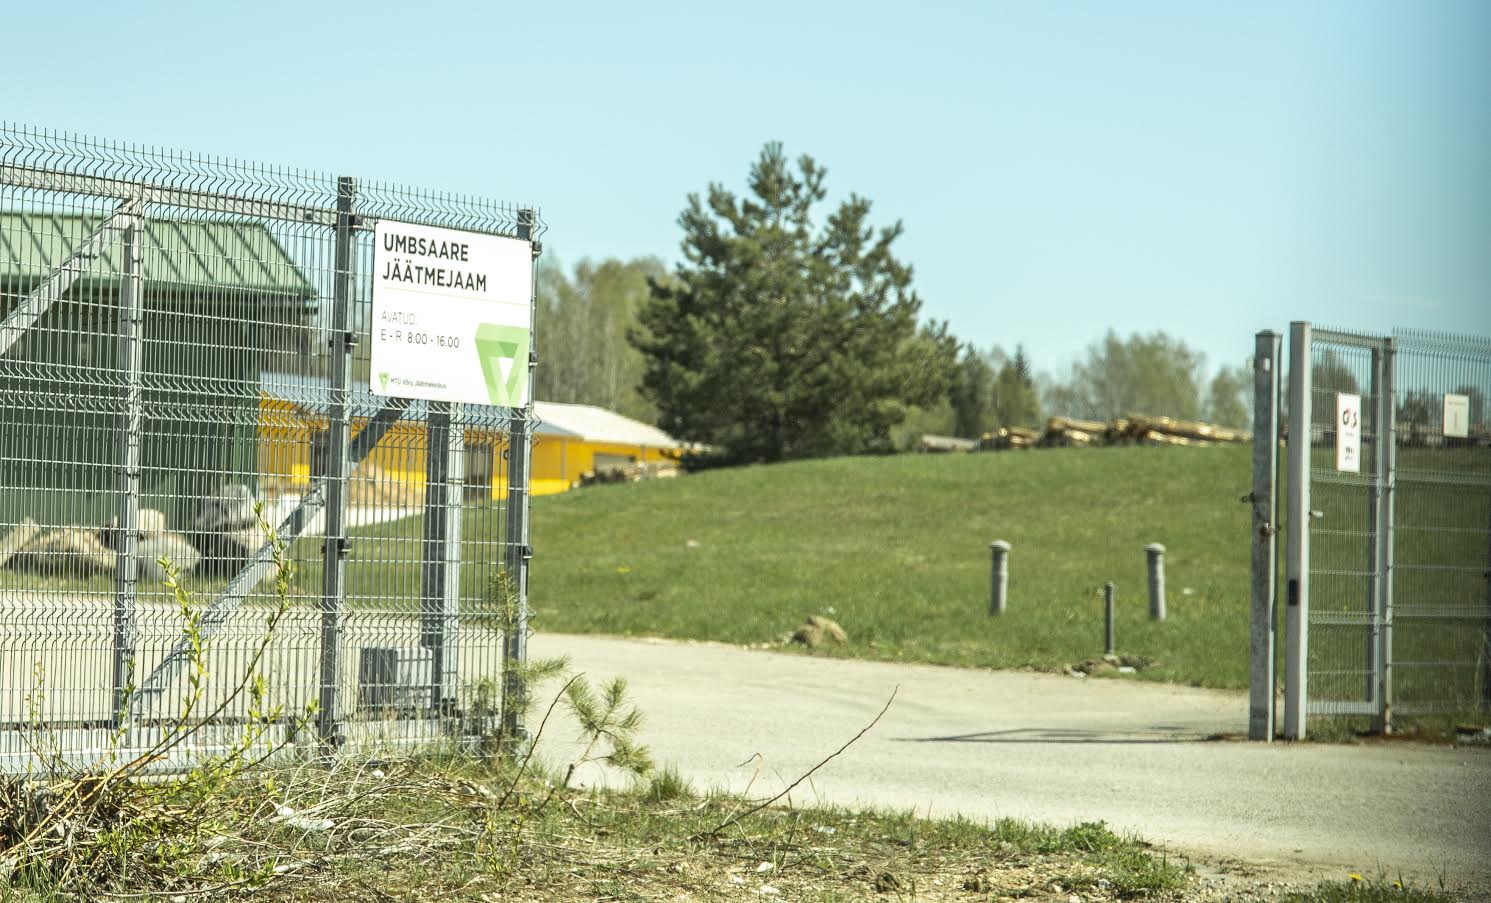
left=1258, top=522, right=1276, bottom=537
left=322, top=537, right=352, bottom=558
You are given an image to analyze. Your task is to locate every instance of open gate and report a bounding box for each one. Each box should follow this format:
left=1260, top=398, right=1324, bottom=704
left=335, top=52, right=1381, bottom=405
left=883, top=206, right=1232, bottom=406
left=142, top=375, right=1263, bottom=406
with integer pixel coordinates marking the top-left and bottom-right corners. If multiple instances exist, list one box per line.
left=1250, top=323, right=1491, bottom=739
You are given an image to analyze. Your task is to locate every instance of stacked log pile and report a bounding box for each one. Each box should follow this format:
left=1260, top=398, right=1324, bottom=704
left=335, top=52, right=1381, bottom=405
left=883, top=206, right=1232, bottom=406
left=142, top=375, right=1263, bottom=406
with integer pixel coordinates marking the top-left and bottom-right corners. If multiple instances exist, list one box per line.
left=979, top=426, right=1041, bottom=450
left=916, top=434, right=979, bottom=453
left=1042, top=417, right=1107, bottom=447
left=1106, top=415, right=1251, bottom=447
left=578, top=461, right=681, bottom=487
left=971, top=414, right=1251, bottom=453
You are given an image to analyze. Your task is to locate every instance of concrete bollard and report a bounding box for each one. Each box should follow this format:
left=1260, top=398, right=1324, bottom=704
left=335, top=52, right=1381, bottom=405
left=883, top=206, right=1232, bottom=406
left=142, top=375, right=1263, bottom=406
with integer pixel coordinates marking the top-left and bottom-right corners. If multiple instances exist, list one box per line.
left=989, top=540, right=1011, bottom=616
left=1146, top=543, right=1167, bottom=621
left=1104, top=581, right=1116, bottom=655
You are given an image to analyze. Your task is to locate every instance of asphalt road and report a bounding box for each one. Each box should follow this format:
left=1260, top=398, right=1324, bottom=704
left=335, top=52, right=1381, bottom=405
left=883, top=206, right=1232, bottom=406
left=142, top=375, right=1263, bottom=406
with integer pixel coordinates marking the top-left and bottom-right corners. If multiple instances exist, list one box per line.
left=531, top=632, right=1491, bottom=893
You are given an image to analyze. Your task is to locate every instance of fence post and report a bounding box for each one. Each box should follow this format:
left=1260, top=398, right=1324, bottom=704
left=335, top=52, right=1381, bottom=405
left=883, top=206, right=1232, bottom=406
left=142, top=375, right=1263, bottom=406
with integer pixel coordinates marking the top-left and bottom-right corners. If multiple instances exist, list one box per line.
left=1284, top=321, right=1313, bottom=740
left=989, top=540, right=1010, bottom=616
left=501, top=209, right=538, bottom=747
left=112, top=203, right=143, bottom=725
left=421, top=402, right=463, bottom=712
left=1364, top=346, right=1383, bottom=721
left=318, top=176, right=357, bottom=750
left=1104, top=582, right=1116, bottom=656
left=1377, top=337, right=1396, bottom=734
left=1249, top=330, right=1281, bottom=741
left=1145, top=544, right=1166, bottom=621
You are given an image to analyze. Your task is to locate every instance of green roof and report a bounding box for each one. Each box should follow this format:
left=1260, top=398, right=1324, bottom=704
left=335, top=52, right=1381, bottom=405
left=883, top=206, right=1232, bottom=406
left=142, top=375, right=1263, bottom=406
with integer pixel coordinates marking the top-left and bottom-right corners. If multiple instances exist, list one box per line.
left=0, top=211, right=316, bottom=303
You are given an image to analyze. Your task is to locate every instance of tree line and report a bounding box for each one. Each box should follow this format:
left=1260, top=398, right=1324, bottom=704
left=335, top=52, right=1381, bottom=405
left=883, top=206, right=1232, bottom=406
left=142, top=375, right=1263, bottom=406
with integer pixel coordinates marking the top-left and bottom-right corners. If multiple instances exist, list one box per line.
left=536, top=143, right=1252, bottom=464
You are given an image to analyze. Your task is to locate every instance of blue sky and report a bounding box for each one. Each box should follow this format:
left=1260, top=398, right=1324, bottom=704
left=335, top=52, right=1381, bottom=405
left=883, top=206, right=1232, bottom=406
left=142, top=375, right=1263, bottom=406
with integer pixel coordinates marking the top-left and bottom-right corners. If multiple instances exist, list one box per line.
left=7, top=0, right=1488, bottom=378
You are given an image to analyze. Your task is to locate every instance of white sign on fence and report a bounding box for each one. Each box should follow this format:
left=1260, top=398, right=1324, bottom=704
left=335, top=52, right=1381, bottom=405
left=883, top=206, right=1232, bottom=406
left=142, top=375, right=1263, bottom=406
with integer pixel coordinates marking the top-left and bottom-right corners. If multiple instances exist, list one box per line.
left=370, top=220, right=533, bottom=407
left=1336, top=393, right=1362, bottom=473
left=1443, top=393, right=1470, bottom=439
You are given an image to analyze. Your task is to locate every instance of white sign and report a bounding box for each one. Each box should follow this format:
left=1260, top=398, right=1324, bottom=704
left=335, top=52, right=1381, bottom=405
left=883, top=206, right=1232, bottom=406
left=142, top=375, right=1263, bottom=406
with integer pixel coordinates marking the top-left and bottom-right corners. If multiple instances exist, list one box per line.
left=370, top=220, right=533, bottom=407
left=1443, top=393, right=1470, bottom=439
left=1336, top=393, right=1362, bottom=473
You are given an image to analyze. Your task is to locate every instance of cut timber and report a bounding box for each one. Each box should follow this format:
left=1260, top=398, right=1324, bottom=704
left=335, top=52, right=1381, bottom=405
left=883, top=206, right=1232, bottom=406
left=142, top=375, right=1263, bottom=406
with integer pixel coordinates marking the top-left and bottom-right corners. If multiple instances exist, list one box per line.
left=980, top=426, right=1040, bottom=450
left=0, top=518, right=42, bottom=569
left=1111, top=414, right=1250, bottom=445
left=917, top=434, right=978, bottom=453
left=1046, top=416, right=1107, bottom=435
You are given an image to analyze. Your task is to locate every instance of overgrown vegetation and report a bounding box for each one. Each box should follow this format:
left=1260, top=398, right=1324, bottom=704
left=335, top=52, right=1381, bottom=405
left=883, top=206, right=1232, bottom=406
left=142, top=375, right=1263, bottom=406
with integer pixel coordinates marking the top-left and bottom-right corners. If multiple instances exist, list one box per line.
left=0, top=505, right=657, bottom=900
left=0, top=750, right=1198, bottom=902
left=0, top=504, right=318, bottom=897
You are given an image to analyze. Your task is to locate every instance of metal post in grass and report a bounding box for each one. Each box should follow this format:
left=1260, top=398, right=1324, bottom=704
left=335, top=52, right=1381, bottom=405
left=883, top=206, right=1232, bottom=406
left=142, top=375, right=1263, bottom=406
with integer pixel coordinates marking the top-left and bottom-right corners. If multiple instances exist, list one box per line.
left=1284, top=321, right=1313, bottom=740
left=1104, top=582, right=1116, bottom=656
left=1249, top=330, right=1281, bottom=741
left=1376, top=337, right=1396, bottom=734
left=111, top=201, right=144, bottom=727
left=1365, top=344, right=1385, bottom=726
left=1145, top=543, right=1166, bottom=621
left=421, top=401, right=464, bottom=712
left=318, top=176, right=357, bottom=750
left=989, top=540, right=1011, bottom=616
left=501, top=209, right=539, bottom=748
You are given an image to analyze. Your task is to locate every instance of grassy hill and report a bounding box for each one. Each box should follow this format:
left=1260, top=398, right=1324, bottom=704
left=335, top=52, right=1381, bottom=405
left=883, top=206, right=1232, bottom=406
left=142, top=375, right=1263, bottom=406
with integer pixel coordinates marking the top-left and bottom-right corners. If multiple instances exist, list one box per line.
left=530, top=445, right=1255, bottom=688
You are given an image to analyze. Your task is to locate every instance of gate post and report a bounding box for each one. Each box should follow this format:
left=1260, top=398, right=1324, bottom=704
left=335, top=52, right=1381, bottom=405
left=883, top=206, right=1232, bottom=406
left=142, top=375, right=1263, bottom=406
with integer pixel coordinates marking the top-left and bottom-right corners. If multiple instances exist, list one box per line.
left=1249, top=330, right=1281, bottom=741
left=1284, top=321, right=1313, bottom=740
left=318, top=176, right=357, bottom=750
left=421, top=402, right=463, bottom=712
left=500, top=209, right=538, bottom=747
left=1376, top=337, right=1396, bottom=733
left=1365, top=347, right=1384, bottom=721
left=112, top=204, right=144, bottom=725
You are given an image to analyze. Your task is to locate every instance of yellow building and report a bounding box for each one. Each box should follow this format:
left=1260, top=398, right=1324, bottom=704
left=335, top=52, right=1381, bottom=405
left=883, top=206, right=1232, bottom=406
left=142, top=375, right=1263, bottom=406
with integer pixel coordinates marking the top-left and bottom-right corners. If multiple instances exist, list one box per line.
left=527, top=402, right=682, bottom=495
left=258, top=373, right=682, bottom=501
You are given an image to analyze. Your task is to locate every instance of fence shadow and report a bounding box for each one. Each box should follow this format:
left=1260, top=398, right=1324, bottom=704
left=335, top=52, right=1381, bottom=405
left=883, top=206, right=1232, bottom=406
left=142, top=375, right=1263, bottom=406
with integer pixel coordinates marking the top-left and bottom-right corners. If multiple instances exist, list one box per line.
left=894, top=727, right=1231, bottom=745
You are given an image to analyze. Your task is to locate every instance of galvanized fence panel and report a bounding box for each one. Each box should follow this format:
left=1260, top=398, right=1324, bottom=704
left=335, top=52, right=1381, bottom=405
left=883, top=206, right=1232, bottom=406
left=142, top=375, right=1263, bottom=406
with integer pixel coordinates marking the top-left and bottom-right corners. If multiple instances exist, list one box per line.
left=1300, top=328, right=1390, bottom=725
left=0, top=125, right=540, bottom=770
left=1387, top=329, right=1491, bottom=719
left=1272, top=321, right=1491, bottom=738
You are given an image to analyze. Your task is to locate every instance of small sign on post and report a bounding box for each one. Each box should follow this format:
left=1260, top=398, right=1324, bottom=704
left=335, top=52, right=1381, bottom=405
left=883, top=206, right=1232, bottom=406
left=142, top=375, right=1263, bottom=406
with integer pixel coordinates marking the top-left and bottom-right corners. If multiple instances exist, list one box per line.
left=1336, top=393, right=1361, bottom=473
left=1443, top=393, right=1469, bottom=439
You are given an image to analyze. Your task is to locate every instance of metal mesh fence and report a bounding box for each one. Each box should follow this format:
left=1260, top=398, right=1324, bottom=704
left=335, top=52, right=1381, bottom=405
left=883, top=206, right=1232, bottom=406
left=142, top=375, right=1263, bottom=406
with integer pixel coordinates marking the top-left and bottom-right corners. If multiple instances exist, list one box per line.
left=1387, top=329, right=1491, bottom=718
left=1303, top=330, right=1389, bottom=718
left=1291, top=323, right=1490, bottom=733
left=0, top=125, right=541, bottom=770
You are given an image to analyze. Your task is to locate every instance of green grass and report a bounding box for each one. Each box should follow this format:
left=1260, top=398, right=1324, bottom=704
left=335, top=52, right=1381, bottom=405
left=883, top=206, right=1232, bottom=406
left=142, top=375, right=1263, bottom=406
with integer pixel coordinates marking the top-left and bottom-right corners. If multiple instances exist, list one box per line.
left=1281, top=874, right=1456, bottom=902
left=530, top=445, right=1258, bottom=689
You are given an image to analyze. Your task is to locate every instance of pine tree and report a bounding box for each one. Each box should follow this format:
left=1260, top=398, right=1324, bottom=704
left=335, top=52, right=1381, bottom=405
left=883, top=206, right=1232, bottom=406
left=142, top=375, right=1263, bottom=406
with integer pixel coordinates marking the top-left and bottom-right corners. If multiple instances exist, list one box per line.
left=631, top=144, right=957, bottom=462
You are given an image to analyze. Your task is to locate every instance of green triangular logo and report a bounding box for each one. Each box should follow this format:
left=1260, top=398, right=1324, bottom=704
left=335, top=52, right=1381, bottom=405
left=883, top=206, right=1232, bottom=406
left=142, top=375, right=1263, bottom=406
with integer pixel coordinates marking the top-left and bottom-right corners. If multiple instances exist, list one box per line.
left=378, top=372, right=390, bottom=392
left=474, top=324, right=530, bottom=407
